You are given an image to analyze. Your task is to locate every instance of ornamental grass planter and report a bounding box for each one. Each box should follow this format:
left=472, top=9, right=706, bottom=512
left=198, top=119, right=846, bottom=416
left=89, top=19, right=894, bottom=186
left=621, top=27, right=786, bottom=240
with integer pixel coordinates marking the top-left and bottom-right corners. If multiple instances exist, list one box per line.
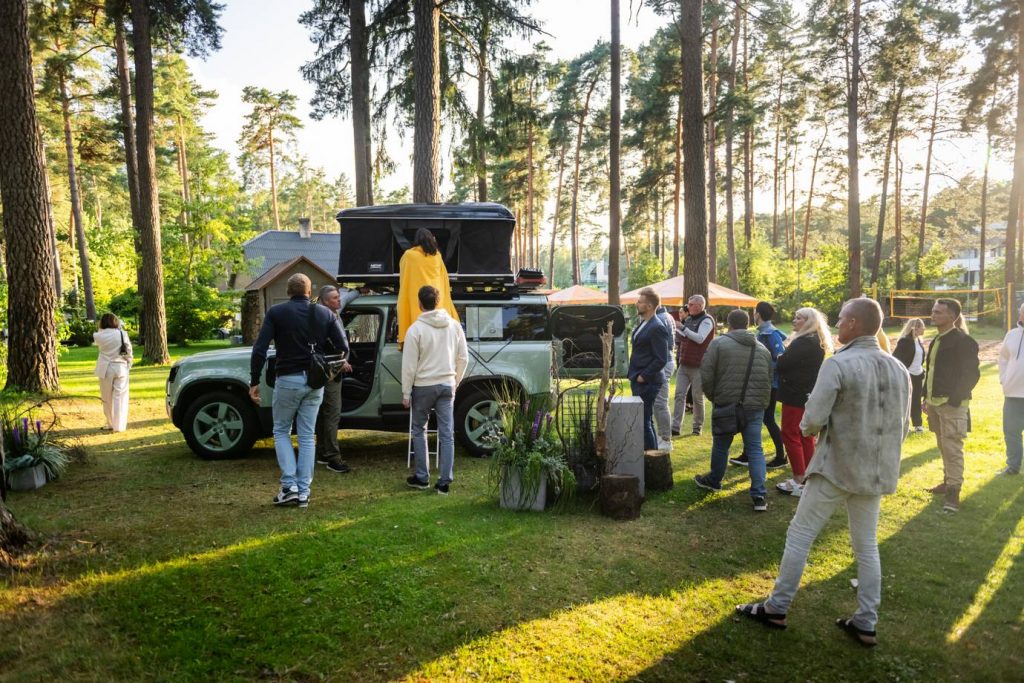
left=499, top=466, right=548, bottom=512
left=7, top=463, right=47, bottom=491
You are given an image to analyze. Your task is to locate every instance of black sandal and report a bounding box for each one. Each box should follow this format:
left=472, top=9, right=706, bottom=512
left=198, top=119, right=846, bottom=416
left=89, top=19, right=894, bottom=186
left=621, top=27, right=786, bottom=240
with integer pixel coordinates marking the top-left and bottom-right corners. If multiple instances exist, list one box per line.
left=836, top=617, right=877, bottom=647
left=736, top=602, right=787, bottom=630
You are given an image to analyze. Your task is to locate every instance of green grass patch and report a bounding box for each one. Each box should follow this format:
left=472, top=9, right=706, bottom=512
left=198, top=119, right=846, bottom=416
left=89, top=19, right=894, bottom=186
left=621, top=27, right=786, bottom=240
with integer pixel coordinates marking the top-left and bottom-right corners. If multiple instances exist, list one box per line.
left=1, top=354, right=1021, bottom=681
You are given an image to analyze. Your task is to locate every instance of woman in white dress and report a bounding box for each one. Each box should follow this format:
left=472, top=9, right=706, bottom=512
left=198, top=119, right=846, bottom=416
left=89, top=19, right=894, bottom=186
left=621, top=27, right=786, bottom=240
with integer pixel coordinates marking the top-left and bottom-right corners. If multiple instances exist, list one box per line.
left=94, top=313, right=132, bottom=432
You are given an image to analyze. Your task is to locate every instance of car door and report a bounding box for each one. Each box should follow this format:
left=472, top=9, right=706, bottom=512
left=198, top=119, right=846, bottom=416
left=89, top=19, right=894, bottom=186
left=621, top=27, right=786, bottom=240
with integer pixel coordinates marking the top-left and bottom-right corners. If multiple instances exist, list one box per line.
left=549, top=304, right=627, bottom=380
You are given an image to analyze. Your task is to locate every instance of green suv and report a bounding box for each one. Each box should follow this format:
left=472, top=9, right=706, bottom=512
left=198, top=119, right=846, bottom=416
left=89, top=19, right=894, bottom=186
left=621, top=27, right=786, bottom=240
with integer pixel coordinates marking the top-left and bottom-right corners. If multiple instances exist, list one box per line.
left=165, top=293, right=627, bottom=459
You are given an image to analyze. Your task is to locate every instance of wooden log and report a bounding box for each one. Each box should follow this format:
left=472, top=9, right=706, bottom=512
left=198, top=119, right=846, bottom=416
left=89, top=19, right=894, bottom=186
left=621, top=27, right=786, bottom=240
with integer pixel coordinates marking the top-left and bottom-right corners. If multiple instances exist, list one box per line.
left=644, top=450, right=674, bottom=492
left=599, top=474, right=642, bottom=520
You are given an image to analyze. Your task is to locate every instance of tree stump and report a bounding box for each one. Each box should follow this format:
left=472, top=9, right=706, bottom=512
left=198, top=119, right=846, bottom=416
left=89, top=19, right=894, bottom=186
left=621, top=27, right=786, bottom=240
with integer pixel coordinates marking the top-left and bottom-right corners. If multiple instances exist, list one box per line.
left=599, top=474, right=642, bottom=520
left=644, top=450, right=674, bottom=492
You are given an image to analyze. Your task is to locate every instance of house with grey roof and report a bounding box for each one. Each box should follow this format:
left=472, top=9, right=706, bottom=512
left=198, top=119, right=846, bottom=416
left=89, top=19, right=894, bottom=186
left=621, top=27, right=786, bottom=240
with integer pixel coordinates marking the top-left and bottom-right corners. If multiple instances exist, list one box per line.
left=236, top=220, right=340, bottom=291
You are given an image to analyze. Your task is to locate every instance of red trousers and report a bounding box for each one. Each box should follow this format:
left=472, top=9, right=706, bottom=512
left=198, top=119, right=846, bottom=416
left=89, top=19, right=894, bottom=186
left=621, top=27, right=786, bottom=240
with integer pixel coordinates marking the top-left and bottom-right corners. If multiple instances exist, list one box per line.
left=781, top=403, right=816, bottom=480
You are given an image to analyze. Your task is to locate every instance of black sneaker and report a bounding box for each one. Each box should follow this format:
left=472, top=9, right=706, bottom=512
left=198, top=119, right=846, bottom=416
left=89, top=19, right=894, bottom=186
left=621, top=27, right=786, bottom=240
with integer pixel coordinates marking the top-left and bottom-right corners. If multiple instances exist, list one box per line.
left=273, top=487, right=299, bottom=506
left=753, top=496, right=768, bottom=512
left=671, top=429, right=681, bottom=437
left=729, top=454, right=749, bottom=467
left=694, top=474, right=722, bottom=492
left=435, top=482, right=450, bottom=495
left=766, top=456, right=788, bottom=469
left=297, top=494, right=310, bottom=508
left=325, top=459, right=352, bottom=473
left=690, top=428, right=702, bottom=437
left=406, top=475, right=430, bottom=490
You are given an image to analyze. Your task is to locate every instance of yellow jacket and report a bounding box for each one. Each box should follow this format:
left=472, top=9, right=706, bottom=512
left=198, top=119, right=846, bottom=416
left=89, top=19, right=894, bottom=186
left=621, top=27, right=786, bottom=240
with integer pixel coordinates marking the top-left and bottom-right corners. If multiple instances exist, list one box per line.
left=398, top=246, right=459, bottom=342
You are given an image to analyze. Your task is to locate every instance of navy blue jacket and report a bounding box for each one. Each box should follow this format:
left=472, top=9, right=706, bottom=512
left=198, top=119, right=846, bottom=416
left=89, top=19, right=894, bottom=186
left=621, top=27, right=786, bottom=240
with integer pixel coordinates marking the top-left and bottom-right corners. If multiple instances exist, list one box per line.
left=628, top=314, right=672, bottom=385
left=250, top=296, right=348, bottom=386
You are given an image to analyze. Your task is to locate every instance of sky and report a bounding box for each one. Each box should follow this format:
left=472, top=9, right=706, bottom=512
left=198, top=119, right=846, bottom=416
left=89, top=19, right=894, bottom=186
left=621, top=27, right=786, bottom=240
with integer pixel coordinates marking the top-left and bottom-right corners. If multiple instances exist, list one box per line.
left=185, top=0, right=1012, bottom=229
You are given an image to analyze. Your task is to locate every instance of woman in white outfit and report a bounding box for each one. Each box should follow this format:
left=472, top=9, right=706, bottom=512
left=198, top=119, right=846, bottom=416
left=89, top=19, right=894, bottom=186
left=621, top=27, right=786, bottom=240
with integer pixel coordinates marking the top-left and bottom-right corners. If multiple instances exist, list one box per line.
left=94, top=313, right=132, bottom=432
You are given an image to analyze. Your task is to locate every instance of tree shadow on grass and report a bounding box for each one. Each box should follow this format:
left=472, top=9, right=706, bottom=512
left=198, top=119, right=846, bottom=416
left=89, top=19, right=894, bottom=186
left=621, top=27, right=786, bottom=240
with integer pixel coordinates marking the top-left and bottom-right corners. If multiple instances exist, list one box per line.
left=630, top=475, right=1024, bottom=682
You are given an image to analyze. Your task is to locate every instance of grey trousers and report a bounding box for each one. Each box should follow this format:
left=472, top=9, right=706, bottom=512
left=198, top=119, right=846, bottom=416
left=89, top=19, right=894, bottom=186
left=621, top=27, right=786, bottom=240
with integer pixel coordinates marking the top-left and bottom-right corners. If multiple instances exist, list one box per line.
left=315, top=374, right=343, bottom=461
left=672, top=364, right=705, bottom=432
left=765, top=475, right=883, bottom=631
left=411, top=383, right=455, bottom=485
left=654, top=360, right=675, bottom=442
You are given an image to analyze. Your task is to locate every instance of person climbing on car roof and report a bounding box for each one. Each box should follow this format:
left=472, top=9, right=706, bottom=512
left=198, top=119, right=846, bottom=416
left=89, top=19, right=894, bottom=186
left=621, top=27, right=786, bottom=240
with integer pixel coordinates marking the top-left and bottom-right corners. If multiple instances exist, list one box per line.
left=398, top=228, right=459, bottom=344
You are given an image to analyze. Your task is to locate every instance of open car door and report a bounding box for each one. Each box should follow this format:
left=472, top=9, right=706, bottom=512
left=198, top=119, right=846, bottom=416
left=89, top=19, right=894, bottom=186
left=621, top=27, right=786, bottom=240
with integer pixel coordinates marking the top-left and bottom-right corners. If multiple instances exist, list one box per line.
left=549, top=305, right=628, bottom=380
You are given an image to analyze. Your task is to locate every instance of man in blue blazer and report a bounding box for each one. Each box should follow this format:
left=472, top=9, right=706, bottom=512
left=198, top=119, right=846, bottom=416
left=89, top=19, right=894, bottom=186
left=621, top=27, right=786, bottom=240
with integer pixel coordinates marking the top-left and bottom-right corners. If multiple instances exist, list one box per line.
left=628, top=287, right=673, bottom=450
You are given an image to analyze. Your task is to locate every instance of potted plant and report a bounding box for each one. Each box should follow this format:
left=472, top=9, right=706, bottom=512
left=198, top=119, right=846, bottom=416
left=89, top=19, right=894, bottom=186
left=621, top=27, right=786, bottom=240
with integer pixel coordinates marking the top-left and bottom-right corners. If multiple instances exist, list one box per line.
left=488, top=390, right=576, bottom=512
left=1, top=398, right=72, bottom=492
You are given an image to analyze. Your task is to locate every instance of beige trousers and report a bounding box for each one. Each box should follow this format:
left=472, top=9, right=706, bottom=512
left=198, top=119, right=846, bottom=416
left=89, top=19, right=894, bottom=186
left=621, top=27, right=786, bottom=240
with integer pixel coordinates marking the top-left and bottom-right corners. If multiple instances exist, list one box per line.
left=100, top=363, right=130, bottom=432
left=925, top=402, right=969, bottom=487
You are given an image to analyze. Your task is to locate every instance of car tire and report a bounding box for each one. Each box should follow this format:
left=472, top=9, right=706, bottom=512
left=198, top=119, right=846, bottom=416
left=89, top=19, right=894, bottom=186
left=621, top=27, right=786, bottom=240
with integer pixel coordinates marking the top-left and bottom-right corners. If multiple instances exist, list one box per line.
left=454, top=386, right=503, bottom=457
left=182, top=390, right=259, bottom=460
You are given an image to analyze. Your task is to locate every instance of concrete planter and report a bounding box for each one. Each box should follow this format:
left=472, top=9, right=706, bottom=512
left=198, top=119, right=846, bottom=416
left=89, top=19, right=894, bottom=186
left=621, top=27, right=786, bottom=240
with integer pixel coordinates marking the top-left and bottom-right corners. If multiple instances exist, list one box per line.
left=499, top=466, right=547, bottom=511
left=8, top=463, right=47, bottom=491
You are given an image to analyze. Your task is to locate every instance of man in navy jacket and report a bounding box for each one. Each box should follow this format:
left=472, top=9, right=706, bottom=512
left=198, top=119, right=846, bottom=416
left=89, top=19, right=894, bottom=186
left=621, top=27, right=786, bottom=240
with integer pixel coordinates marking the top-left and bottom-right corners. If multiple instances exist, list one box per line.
left=628, top=287, right=672, bottom=450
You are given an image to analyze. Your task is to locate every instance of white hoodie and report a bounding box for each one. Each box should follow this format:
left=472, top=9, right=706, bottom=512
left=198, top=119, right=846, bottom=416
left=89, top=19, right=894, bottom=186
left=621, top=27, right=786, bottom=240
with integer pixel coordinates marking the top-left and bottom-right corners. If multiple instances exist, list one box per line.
left=999, top=325, right=1024, bottom=398
left=401, top=308, right=469, bottom=399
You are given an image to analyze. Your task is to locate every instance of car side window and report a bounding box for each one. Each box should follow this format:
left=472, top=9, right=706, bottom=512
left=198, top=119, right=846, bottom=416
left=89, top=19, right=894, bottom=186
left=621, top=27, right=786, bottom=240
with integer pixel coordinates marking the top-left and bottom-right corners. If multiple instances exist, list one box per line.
left=465, top=304, right=548, bottom=342
left=342, top=310, right=381, bottom=344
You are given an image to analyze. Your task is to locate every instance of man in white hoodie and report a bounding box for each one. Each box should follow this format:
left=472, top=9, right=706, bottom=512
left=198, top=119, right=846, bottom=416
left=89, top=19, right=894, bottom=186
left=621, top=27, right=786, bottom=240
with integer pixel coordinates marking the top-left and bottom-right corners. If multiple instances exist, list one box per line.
left=998, top=302, right=1024, bottom=476
left=402, top=285, right=469, bottom=494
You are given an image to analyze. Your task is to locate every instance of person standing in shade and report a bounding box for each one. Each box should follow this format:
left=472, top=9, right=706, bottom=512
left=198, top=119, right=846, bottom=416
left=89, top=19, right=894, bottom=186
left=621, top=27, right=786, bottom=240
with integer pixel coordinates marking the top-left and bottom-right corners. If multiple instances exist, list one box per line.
left=628, top=287, right=672, bottom=451
left=997, top=302, right=1024, bottom=476
left=923, top=298, right=980, bottom=513
left=774, top=307, right=832, bottom=497
left=731, top=302, right=787, bottom=469
left=94, top=313, right=133, bottom=432
left=694, top=309, right=773, bottom=512
left=402, top=285, right=469, bottom=495
left=314, top=285, right=357, bottom=473
left=672, top=294, right=715, bottom=437
left=398, top=228, right=459, bottom=344
left=893, top=318, right=926, bottom=433
left=250, top=274, right=348, bottom=509
left=736, top=298, right=910, bottom=648
left=653, top=304, right=677, bottom=451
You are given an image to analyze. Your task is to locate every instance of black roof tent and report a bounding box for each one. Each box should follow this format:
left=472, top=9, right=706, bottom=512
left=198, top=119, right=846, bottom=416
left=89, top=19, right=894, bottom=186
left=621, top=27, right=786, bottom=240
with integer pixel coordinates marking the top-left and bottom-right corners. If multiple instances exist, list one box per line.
left=336, top=202, right=516, bottom=286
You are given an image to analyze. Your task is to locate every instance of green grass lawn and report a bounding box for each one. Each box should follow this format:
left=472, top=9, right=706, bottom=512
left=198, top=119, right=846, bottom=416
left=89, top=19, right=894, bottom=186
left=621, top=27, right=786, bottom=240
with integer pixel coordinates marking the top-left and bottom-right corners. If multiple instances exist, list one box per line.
left=1, top=344, right=1022, bottom=681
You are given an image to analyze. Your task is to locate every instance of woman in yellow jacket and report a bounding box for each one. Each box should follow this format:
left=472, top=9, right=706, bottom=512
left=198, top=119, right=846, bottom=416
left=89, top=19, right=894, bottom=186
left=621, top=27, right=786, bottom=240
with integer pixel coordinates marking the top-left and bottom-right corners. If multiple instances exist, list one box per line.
left=398, top=228, right=459, bottom=343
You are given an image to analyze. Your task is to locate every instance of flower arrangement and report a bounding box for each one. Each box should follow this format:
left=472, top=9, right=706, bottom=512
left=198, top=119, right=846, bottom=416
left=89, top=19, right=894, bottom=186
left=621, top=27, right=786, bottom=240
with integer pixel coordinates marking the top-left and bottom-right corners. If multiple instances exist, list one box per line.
left=486, top=387, right=576, bottom=511
left=1, top=396, right=74, bottom=488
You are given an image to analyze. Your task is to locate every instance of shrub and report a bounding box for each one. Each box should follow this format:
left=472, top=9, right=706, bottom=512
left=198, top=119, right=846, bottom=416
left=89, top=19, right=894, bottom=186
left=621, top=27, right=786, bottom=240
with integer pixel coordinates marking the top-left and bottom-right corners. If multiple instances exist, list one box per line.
left=166, top=280, right=237, bottom=345
left=64, top=318, right=95, bottom=347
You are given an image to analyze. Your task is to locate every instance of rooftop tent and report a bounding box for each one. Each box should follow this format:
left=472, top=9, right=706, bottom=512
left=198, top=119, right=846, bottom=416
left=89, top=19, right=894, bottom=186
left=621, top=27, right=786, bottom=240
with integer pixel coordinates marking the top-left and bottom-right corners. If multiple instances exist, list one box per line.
left=335, top=202, right=515, bottom=283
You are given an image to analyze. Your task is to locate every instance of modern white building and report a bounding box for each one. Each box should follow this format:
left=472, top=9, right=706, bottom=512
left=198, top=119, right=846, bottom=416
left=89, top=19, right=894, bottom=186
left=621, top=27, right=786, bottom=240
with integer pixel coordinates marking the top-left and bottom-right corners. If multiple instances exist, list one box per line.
left=944, top=223, right=1006, bottom=288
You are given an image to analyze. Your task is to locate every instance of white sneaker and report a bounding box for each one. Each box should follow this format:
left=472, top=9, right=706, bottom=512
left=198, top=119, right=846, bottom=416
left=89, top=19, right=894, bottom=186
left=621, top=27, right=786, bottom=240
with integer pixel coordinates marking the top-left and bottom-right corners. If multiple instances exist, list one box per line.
left=790, top=484, right=804, bottom=497
left=913, top=426, right=925, bottom=433
left=657, top=440, right=672, bottom=451
left=775, top=478, right=796, bottom=494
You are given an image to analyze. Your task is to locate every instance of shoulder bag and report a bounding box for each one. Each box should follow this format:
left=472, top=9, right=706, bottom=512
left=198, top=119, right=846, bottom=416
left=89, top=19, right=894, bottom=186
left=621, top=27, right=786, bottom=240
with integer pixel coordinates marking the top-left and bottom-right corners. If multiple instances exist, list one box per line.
left=711, top=340, right=757, bottom=437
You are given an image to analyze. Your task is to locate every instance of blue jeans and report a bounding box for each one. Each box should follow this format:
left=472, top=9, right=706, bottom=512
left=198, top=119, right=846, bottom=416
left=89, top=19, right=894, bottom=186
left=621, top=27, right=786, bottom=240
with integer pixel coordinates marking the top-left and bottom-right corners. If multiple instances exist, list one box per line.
left=708, top=408, right=767, bottom=498
left=631, top=379, right=662, bottom=451
left=1003, top=397, right=1024, bottom=472
left=272, top=372, right=324, bottom=496
left=411, top=384, right=455, bottom=485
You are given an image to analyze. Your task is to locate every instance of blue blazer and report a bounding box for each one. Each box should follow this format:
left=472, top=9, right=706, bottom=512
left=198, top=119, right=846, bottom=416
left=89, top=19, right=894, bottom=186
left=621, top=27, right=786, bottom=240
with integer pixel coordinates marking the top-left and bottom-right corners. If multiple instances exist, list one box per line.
left=628, top=315, right=672, bottom=385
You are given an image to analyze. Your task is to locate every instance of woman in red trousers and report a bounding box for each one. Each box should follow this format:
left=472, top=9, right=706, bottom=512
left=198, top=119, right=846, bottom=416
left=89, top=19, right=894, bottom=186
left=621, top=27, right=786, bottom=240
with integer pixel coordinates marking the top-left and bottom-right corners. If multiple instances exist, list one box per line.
left=775, top=307, right=833, bottom=497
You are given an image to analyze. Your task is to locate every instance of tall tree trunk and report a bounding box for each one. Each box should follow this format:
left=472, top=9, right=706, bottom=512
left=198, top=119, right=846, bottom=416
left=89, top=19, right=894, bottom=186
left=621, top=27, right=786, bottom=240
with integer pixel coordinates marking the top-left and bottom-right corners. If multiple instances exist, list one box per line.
left=915, top=77, right=940, bottom=290
left=527, top=115, right=535, bottom=269
left=413, top=0, right=441, bottom=203
left=608, top=0, right=621, bottom=304
left=741, top=11, right=752, bottom=246
left=724, top=3, right=740, bottom=289
left=41, top=153, right=62, bottom=298
left=790, top=137, right=798, bottom=259
left=979, top=122, right=993, bottom=312
left=59, top=71, right=96, bottom=320
left=871, top=86, right=903, bottom=286
left=680, top=0, right=709, bottom=299
left=707, top=13, right=719, bottom=282
left=847, top=0, right=863, bottom=297
left=177, top=114, right=192, bottom=228
left=895, top=139, right=903, bottom=289
left=771, top=58, right=783, bottom=249
left=0, top=0, right=60, bottom=391
left=802, top=124, right=827, bottom=260
left=475, top=14, right=489, bottom=202
left=130, top=0, right=170, bottom=364
left=549, top=142, right=567, bottom=284
left=350, top=0, right=374, bottom=206
left=114, top=14, right=144, bottom=334
left=671, top=92, right=682, bottom=277
left=268, top=127, right=280, bottom=229
left=569, top=77, right=598, bottom=286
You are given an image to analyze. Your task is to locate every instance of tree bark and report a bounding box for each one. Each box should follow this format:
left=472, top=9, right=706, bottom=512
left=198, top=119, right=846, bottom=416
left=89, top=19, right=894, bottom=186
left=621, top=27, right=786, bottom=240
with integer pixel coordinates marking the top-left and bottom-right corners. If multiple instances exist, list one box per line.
left=707, top=13, right=719, bottom=282
left=741, top=11, right=752, bottom=246
left=681, top=0, right=709, bottom=300
left=724, top=3, right=740, bottom=289
left=268, top=125, right=281, bottom=229
left=802, top=125, right=827, bottom=260
left=475, top=14, right=489, bottom=202
left=895, top=139, right=903, bottom=289
left=569, top=76, right=598, bottom=285
left=349, top=0, right=373, bottom=206
left=413, top=0, right=441, bottom=203
left=608, top=0, right=621, bottom=304
left=847, top=0, right=863, bottom=298
left=671, top=91, right=682, bottom=277
left=549, top=142, right=567, bottom=284
left=979, top=121, right=993, bottom=312
left=871, top=86, right=902, bottom=286
left=41, top=153, right=62, bottom=298
left=58, top=71, right=96, bottom=320
left=114, top=14, right=144, bottom=330
left=771, top=57, right=782, bottom=249
left=915, top=77, right=940, bottom=290
left=0, top=0, right=61, bottom=391
left=130, top=0, right=170, bottom=364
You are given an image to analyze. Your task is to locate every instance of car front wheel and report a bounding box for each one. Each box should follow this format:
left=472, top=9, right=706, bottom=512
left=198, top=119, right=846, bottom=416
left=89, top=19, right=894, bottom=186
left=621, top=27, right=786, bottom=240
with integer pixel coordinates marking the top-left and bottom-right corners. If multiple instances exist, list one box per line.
left=454, top=386, right=503, bottom=457
left=182, top=390, right=259, bottom=459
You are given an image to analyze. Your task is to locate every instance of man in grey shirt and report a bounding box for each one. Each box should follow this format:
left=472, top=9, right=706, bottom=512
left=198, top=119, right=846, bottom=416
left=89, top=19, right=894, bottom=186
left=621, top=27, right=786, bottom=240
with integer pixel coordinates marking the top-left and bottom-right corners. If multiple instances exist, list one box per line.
left=736, top=298, right=910, bottom=648
left=314, top=285, right=358, bottom=473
